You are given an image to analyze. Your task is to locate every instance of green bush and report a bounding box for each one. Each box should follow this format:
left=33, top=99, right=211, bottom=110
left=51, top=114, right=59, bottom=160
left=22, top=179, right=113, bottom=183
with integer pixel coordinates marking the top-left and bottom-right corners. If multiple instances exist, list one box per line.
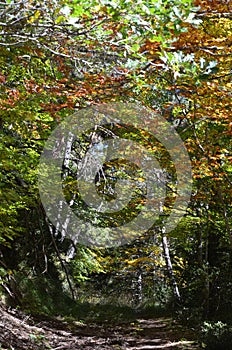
left=201, top=321, right=232, bottom=350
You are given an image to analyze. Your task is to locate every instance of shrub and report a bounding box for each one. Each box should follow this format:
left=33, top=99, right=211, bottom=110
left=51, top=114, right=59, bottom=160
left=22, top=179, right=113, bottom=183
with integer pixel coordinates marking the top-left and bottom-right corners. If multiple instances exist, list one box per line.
left=201, top=321, right=232, bottom=350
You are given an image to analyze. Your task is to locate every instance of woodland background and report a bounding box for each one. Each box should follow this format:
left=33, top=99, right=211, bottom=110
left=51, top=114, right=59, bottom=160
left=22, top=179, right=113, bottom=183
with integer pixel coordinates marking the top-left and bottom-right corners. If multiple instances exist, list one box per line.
left=0, top=0, right=232, bottom=349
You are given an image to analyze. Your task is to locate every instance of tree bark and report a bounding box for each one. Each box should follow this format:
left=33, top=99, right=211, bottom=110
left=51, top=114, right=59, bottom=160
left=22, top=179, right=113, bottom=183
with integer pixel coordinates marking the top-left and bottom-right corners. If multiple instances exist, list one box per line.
left=162, top=233, right=181, bottom=302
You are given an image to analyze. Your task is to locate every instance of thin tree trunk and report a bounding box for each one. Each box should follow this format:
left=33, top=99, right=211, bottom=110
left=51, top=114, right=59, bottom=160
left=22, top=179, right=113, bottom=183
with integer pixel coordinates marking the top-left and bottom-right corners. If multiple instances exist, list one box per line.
left=196, top=207, right=203, bottom=266
left=132, top=269, right=143, bottom=306
left=137, top=272, right=143, bottom=304
left=158, top=200, right=181, bottom=302
left=162, top=233, right=181, bottom=302
left=47, top=221, right=75, bottom=300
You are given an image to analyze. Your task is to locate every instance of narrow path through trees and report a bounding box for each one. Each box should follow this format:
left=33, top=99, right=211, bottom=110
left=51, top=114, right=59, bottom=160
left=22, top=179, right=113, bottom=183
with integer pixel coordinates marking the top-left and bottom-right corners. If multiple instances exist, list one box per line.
left=0, top=305, right=201, bottom=349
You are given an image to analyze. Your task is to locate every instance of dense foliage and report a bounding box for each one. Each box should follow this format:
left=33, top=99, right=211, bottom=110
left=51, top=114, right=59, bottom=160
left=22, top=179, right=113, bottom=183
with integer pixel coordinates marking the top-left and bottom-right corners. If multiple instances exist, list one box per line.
left=0, top=0, right=232, bottom=348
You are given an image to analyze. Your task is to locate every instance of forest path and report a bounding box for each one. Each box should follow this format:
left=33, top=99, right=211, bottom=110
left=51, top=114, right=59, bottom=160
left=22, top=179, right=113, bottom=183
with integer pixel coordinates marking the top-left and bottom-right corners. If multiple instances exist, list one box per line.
left=0, top=305, right=201, bottom=349
left=69, top=317, right=201, bottom=350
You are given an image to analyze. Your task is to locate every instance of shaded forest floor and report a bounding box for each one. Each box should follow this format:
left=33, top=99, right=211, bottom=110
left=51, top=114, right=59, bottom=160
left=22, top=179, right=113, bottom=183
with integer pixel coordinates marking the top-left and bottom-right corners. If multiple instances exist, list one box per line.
left=0, top=304, right=201, bottom=350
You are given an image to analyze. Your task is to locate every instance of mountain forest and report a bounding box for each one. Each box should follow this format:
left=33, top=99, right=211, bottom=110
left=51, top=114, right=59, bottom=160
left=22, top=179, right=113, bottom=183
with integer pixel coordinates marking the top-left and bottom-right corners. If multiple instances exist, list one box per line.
left=0, top=0, right=232, bottom=349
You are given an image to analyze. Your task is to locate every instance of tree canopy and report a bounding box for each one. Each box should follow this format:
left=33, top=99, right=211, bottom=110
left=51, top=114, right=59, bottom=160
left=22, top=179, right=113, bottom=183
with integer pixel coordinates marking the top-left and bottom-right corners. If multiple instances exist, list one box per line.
left=0, top=0, right=232, bottom=347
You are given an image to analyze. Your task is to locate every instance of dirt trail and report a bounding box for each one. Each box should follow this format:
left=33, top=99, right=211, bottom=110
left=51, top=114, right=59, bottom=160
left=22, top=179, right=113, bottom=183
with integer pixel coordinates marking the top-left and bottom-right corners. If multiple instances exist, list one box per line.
left=0, top=305, right=201, bottom=349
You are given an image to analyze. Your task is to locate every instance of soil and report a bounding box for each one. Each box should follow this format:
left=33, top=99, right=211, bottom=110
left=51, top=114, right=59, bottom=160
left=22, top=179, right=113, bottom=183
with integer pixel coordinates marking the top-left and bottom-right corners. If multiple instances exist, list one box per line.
left=0, top=304, right=201, bottom=349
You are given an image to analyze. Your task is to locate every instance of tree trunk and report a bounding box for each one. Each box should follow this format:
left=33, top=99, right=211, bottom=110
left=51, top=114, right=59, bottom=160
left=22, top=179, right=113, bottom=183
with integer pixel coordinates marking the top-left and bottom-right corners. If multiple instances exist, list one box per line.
left=162, top=233, right=181, bottom=302
left=132, top=270, right=143, bottom=306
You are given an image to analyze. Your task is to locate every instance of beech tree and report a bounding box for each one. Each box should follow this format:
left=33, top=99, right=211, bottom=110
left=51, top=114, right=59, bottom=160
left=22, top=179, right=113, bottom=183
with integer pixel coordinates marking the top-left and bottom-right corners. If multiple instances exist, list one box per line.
left=0, top=0, right=231, bottom=320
